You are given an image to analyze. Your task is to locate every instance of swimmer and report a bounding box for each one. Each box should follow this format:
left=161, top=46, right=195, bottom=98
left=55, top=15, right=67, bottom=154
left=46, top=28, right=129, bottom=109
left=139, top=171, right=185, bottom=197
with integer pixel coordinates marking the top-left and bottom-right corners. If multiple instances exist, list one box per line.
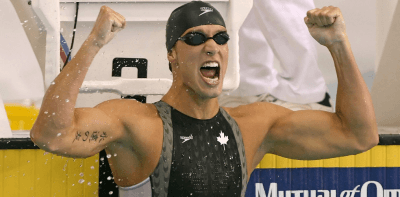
left=31, top=1, right=379, bottom=196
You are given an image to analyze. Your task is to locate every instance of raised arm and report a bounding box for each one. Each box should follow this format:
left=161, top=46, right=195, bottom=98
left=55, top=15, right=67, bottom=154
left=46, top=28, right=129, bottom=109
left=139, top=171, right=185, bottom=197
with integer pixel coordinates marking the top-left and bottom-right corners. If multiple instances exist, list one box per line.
left=263, top=6, right=379, bottom=160
left=31, top=6, right=127, bottom=158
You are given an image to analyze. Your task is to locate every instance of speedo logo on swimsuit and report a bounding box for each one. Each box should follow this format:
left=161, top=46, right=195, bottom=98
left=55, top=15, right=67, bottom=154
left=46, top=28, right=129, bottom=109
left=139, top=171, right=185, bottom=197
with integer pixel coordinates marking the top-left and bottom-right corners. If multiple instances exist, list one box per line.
left=180, top=134, right=193, bottom=143
left=199, top=7, right=213, bottom=16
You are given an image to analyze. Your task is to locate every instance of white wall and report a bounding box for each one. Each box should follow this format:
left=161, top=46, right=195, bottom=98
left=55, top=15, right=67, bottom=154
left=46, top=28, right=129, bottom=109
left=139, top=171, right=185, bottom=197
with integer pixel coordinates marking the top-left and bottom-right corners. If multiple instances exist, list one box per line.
left=376, top=0, right=399, bottom=70
left=371, top=0, right=400, bottom=129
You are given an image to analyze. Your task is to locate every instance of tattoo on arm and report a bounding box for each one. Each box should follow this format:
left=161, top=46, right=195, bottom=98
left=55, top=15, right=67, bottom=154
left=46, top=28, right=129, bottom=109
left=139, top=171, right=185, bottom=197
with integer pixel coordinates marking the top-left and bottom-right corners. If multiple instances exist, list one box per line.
left=73, top=131, right=108, bottom=143
left=99, top=132, right=108, bottom=142
left=73, top=131, right=82, bottom=142
left=90, top=131, right=99, bottom=142
left=82, top=131, right=90, bottom=141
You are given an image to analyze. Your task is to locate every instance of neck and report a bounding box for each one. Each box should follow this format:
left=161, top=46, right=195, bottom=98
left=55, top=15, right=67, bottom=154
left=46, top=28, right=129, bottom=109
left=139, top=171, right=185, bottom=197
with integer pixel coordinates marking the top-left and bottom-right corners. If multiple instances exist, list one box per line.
left=161, top=84, right=220, bottom=120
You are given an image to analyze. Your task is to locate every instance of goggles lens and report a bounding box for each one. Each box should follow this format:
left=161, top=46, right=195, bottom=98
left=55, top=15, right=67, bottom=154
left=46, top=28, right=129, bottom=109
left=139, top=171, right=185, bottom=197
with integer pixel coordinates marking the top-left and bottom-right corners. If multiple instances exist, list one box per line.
left=178, top=32, right=229, bottom=46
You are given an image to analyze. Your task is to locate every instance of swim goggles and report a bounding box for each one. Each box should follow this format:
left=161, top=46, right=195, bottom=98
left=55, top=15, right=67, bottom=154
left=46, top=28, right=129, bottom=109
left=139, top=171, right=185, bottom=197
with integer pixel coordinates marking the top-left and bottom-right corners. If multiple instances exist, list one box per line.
left=177, top=32, right=230, bottom=46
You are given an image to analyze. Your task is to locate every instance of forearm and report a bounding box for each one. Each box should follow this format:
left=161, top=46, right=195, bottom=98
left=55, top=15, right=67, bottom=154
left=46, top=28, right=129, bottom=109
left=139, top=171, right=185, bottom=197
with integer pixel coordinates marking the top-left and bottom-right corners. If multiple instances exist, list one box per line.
left=329, top=36, right=378, bottom=148
left=31, top=36, right=101, bottom=141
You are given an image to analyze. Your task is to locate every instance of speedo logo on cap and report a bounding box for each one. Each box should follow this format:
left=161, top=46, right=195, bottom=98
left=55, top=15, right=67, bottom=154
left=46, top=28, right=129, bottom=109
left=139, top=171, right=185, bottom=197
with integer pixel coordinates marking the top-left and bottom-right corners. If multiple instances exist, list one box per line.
left=199, top=7, right=213, bottom=16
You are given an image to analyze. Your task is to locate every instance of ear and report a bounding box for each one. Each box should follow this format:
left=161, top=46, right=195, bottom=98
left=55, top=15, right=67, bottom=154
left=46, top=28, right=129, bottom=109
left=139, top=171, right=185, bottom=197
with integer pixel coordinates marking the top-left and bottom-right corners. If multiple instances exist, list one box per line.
left=167, top=48, right=177, bottom=64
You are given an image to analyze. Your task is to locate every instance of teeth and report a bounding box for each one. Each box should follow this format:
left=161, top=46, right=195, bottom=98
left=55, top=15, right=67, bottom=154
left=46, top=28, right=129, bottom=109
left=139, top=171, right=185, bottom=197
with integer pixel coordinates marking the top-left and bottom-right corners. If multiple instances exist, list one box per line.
left=203, top=77, right=219, bottom=85
left=201, top=62, right=219, bottom=68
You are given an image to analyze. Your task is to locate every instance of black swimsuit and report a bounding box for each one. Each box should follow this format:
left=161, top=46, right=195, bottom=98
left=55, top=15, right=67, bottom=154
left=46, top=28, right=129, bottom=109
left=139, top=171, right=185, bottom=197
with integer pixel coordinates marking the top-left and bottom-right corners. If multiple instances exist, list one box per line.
left=119, top=101, right=248, bottom=197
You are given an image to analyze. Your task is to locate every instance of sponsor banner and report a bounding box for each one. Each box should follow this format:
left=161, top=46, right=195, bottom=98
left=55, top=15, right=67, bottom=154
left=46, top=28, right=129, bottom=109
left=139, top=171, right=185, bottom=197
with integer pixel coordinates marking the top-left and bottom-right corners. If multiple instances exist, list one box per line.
left=246, top=168, right=400, bottom=197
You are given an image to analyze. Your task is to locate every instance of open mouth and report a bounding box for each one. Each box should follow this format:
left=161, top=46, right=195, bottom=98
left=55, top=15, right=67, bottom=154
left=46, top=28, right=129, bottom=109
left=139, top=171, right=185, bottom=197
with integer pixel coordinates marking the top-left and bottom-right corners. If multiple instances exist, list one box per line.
left=200, top=62, right=220, bottom=85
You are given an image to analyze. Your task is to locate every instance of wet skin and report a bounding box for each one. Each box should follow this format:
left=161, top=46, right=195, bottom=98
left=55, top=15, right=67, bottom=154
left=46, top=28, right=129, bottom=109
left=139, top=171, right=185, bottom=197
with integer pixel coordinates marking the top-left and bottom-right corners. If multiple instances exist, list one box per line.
left=168, top=25, right=228, bottom=101
left=163, top=25, right=229, bottom=120
left=31, top=6, right=379, bottom=188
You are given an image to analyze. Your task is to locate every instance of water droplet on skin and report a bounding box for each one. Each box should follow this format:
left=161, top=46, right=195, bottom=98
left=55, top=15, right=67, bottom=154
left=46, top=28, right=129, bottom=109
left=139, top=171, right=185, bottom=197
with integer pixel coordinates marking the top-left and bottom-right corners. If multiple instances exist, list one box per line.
left=44, top=111, right=48, bottom=114
left=113, top=153, right=117, bottom=157
left=107, top=154, right=111, bottom=158
left=78, top=179, right=85, bottom=184
left=65, top=99, right=69, bottom=103
left=57, top=133, right=62, bottom=137
left=51, top=81, right=55, bottom=85
left=52, top=112, right=56, bottom=116
left=55, top=95, right=59, bottom=98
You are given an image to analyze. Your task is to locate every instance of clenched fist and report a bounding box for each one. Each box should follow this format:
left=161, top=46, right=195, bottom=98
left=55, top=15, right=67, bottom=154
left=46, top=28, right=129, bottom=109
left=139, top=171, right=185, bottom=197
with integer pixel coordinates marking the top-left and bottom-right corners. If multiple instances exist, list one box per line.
left=88, top=6, right=126, bottom=48
left=304, top=6, right=346, bottom=47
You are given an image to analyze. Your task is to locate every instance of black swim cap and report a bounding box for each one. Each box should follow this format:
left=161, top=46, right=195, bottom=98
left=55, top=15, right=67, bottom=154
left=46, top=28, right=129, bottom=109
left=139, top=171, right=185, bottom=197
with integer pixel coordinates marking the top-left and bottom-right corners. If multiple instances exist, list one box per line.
left=166, top=1, right=226, bottom=52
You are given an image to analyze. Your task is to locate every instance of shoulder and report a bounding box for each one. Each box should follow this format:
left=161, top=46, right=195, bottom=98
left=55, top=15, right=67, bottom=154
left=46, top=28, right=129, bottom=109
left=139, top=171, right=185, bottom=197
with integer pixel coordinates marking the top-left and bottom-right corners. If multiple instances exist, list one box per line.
left=222, top=101, right=291, bottom=123
left=95, top=99, right=164, bottom=146
left=95, top=99, right=158, bottom=118
left=221, top=102, right=294, bottom=168
left=222, top=101, right=293, bottom=144
left=94, top=99, right=161, bottom=135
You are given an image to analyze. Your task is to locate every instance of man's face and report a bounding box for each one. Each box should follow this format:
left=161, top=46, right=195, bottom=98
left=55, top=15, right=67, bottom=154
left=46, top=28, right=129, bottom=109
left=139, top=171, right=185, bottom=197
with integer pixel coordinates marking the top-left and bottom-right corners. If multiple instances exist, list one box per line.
left=168, top=25, right=229, bottom=99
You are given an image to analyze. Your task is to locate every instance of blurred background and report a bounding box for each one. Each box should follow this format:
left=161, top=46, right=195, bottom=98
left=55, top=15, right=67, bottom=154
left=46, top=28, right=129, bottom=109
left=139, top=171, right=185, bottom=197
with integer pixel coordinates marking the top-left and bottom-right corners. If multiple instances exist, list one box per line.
left=0, top=1, right=399, bottom=196
left=2, top=0, right=397, bottom=134
left=3, top=0, right=393, bottom=107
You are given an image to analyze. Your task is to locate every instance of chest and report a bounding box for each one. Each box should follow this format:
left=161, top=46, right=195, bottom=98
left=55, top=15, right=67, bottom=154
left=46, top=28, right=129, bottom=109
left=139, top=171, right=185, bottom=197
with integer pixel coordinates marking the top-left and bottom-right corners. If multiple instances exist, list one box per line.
left=167, top=109, right=243, bottom=196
